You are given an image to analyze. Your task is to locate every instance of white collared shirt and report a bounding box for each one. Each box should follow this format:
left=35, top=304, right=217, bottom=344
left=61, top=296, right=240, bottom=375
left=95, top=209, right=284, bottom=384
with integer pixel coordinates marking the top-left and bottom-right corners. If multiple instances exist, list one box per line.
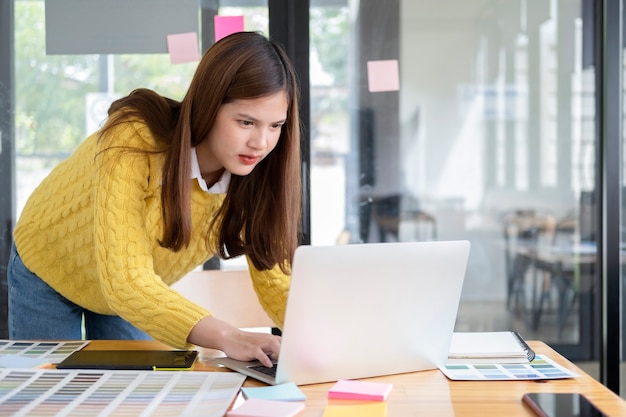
left=190, top=147, right=231, bottom=193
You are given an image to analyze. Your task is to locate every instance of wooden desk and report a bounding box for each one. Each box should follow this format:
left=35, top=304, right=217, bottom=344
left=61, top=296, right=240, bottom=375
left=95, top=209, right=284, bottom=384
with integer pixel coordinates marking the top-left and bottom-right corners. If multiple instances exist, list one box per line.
left=83, top=340, right=626, bottom=416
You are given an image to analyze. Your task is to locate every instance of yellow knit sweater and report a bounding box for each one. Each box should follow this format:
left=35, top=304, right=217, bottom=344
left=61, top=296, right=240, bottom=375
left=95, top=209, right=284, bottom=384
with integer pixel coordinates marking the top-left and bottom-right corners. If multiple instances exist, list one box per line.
left=13, top=120, right=289, bottom=348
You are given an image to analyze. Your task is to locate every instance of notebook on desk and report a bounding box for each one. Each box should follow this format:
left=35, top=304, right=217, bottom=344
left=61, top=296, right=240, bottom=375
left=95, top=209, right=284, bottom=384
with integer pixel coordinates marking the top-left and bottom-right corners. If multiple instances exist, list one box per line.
left=215, top=240, right=471, bottom=385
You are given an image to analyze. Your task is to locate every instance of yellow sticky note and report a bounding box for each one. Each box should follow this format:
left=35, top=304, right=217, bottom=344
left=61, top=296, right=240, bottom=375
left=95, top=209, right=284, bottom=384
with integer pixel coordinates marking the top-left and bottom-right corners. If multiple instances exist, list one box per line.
left=323, top=402, right=387, bottom=417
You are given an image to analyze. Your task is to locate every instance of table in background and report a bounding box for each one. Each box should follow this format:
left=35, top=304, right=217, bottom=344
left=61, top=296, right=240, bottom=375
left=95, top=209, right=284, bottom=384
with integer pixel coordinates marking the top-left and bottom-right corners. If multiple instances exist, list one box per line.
left=82, top=340, right=626, bottom=416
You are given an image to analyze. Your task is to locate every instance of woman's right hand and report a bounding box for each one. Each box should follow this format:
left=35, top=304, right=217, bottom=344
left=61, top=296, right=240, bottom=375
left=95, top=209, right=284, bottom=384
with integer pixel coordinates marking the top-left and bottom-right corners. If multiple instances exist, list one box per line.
left=187, top=315, right=281, bottom=367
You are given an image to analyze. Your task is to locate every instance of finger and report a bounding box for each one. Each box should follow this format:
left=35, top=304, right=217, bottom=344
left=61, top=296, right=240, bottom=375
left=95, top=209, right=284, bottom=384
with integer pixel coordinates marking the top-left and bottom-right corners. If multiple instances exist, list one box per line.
left=267, top=335, right=282, bottom=353
left=256, top=350, right=274, bottom=368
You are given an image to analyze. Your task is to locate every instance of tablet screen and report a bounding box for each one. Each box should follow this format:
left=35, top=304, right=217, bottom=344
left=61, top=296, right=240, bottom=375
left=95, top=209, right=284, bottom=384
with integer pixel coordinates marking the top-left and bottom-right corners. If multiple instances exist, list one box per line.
left=56, top=350, right=199, bottom=370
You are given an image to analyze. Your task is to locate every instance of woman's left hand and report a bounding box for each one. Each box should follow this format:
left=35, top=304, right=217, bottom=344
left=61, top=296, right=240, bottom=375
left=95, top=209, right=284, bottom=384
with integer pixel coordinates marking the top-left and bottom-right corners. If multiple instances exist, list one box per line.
left=188, top=315, right=280, bottom=367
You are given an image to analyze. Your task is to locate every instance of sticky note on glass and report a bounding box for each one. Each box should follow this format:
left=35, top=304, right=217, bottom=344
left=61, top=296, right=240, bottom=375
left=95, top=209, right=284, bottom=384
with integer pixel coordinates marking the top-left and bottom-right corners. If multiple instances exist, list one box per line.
left=241, top=382, right=306, bottom=402
left=226, top=398, right=305, bottom=417
left=323, top=402, right=387, bottom=417
left=167, top=32, right=199, bottom=64
left=215, top=15, right=245, bottom=42
left=328, top=379, right=392, bottom=401
left=367, top=60, right=400, bottom=92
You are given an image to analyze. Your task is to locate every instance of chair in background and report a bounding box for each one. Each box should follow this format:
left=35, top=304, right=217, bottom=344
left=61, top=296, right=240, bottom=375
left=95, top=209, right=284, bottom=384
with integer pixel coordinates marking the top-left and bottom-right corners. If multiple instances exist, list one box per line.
left=530, top=214, right=591, bottom=336
left=502, top=209, right=556, bottom=318
left=402, top=210, right=437, bottom=241
left=370, top=194, right=437, bottom=242
left=370, top=194, right=401, bottom=242
left=171, top=269, right=275, bottom=330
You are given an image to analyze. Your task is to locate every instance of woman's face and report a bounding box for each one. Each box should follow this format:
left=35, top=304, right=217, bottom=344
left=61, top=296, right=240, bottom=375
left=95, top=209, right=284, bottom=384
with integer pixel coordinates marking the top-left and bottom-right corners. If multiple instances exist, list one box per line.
left=196, top=90, right=288, bottom=177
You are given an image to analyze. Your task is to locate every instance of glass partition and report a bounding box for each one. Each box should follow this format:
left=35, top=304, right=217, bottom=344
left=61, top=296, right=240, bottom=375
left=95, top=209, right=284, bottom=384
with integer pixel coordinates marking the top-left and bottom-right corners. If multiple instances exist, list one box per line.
left=14, top=1, right=268, bottom=216
left=309, top=0, right=598, bottom=362
left=14, top=1, right=268, bottom=271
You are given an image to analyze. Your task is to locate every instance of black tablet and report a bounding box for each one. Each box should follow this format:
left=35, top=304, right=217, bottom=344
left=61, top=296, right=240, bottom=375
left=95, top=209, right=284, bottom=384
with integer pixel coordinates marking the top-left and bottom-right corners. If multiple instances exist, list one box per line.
left=56, top=350, right=199, bottom=371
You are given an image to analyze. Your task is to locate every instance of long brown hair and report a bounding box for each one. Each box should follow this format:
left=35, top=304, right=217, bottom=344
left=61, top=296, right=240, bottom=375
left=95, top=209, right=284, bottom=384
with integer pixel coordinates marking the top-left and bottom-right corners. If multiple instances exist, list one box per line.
left=100, top=32, right=301, bottom=273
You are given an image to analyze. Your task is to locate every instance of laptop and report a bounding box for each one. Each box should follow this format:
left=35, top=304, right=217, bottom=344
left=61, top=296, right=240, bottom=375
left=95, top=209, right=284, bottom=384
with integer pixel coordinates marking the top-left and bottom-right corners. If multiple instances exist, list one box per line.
left=215, top=240, right=470, bottom=385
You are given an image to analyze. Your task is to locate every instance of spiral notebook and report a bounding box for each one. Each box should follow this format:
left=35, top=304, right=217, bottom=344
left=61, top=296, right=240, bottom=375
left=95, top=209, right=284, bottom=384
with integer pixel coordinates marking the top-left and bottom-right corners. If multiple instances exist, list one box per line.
left=446, top=331, right=535, bottom=364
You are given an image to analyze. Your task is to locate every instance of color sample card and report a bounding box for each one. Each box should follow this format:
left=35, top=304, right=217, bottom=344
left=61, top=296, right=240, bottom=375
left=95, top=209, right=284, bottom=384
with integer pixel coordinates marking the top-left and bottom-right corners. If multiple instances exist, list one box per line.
left=439, top=354, right=580, bottom=381
left=0, top=340, right=89, bottom=364
left=0, top=355, right=50, bottom=369
left=0, top=369, right=245, bottom=416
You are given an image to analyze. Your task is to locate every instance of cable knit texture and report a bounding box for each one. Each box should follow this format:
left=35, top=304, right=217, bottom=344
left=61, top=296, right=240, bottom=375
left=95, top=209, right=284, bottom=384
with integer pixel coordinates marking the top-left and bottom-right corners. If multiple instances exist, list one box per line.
left=13, top=120, right=289, bottom=348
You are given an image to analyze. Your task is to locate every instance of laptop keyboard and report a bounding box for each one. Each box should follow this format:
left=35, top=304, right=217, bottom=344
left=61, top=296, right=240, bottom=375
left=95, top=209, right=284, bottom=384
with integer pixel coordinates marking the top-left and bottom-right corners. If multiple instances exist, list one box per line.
left=248, top=364, right=277, bottom=377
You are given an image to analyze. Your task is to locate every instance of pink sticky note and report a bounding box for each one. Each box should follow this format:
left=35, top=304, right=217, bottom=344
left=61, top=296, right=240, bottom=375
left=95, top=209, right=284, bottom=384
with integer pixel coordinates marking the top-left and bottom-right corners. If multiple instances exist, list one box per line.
left=215, top=15, right=245, bottom=42
left=226, top=398, right=305, bottom=417
left=328, top=379, right=392, bottom=401
left=367, top=60, right=400, bottom=92
left=167, top=32, right=199, bottom=64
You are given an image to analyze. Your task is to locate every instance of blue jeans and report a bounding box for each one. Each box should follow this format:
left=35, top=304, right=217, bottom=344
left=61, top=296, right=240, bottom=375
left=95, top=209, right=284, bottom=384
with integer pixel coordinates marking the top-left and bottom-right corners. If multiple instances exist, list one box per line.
left=8, top=243, right=152, bottom=341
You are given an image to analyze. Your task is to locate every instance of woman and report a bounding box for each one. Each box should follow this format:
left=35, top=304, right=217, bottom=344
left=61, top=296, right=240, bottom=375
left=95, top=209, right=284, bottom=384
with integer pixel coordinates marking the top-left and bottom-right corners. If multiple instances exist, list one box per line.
left=8, top=31, right=301, bottom=367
